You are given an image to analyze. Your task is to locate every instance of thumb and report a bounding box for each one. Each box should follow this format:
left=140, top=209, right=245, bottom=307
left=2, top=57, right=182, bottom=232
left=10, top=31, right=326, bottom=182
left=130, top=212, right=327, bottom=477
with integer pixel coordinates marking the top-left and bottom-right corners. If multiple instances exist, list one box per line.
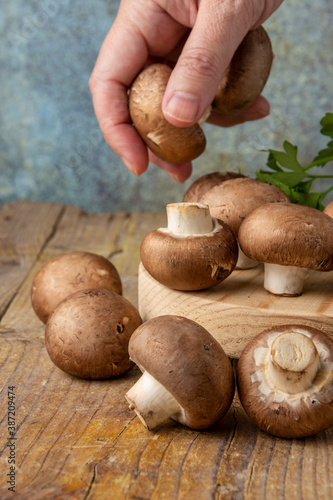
left=162, top=1, right=253, bottom=127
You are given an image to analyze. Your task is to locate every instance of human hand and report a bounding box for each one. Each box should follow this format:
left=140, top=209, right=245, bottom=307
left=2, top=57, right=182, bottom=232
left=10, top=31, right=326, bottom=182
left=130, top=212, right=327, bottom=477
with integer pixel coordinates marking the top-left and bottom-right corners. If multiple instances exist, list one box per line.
left=89, top=0, right=284, bottom=182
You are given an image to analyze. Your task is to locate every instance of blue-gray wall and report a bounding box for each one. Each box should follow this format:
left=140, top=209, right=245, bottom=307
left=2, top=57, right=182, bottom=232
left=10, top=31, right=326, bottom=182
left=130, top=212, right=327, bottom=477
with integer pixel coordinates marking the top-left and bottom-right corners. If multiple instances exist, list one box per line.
left=1, top=0, right=332, bottom=213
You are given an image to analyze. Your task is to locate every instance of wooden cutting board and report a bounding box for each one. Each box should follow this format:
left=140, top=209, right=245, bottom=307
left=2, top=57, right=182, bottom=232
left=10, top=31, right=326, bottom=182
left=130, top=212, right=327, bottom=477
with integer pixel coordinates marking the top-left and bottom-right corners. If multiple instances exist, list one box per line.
left=138, top=262, right=333, bottom=358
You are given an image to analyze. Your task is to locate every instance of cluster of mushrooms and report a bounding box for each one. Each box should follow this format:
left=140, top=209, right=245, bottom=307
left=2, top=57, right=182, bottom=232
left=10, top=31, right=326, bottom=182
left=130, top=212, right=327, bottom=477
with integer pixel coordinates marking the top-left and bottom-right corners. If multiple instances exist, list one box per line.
left=142, top=175, right=333, bottom=296
left=137, top=172, right=333, bottom=438
left=30, top=26, right=333, bottom=439
left=31, top=251, right=142, bottom=379
left=31, top=175, right=333, bottom=438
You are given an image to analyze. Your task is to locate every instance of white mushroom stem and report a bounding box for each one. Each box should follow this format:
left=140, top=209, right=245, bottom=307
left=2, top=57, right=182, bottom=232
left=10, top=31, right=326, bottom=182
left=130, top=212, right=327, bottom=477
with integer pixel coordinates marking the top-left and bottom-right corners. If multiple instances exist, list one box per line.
left=267, top=332, right=320, bottom=394
left=125, top=370, right=181, bottom=430
left=264, top=263, right=309, bottom=296
left=166, top=202, right=214, bottom=235
left=236, top=245, right=258, bottom=269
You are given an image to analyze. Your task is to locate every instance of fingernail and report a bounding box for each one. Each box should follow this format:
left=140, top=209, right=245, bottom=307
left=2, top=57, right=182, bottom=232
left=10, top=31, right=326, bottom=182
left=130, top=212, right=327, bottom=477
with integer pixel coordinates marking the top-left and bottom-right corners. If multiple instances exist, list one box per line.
left=164, top=92, right=200, bottom=123
left=256, top=99, right=270, bottom=117
left=244, top=100, right=270, bottom=121
left=121, top=158, right=142, bottom=176
left=254, top=98, right=270, bottom=117
left=167, top=171, right=185, bottom=183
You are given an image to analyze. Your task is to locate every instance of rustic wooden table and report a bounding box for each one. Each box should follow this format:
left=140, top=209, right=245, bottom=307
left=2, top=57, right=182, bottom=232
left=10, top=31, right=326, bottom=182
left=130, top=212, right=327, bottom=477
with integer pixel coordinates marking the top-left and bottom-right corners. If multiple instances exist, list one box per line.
left=0, top=200, right=332, bottom=500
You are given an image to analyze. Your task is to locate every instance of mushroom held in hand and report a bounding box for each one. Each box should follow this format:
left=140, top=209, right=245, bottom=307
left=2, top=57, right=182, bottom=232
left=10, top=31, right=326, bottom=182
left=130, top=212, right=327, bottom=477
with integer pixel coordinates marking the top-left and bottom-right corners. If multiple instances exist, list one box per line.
left=126, top=315, right=235, bottom=430
left=237, top=325, right=333, bottom=438
left=238, top=202, right=333, bottom=296
left=129, top=64, right=206, bottom=164
left=129, top=27, right=273, bottom=164
left=200, top=178, right=289, bottom=269
left=31, top=251, right=122, bottom=323
left=183, top=171, right=245, bottom=203
left=212, top=26, right=273, bottom=114
left=45, top=289, right=142, bottom=379
left=140, top=202, right=238, bottom=291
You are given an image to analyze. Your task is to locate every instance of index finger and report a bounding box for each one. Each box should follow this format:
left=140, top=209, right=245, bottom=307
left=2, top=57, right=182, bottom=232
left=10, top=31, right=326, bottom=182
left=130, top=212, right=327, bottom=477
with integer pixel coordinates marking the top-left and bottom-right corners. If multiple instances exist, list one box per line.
left=89, top=16, right=150, bottom=175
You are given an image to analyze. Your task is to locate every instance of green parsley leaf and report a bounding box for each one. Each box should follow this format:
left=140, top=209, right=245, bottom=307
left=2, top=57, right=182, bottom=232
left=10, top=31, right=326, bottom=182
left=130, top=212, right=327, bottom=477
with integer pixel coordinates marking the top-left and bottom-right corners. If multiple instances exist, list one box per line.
left=266, top=152, right=283, bottom=172
left=313, top=139, right=333, bottom=167
left=320, top=112, right=333, bottom=138
left=256, top=113, right=333, bottom=210
left=268, top=141, right=303, bottom=172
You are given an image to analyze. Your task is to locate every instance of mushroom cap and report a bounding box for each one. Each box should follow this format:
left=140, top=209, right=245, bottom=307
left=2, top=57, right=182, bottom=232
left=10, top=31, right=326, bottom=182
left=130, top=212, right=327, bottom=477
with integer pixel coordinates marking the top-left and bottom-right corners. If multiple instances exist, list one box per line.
left=236, top=324, right=333, bottom=438
left=45, top=289, right=142, bottom=379
left=31, top=251, right=122, bottom=323
left=213, top=26, right=273, bottom=114
left=200, top=178, right=289, bottom=236
left=129, top=64, right=206, bottom=163
left=140, top=217, right=238, bottom=290
left=128, top=315, right=235, bottom=429
left=183, top=171, right=246, bottom=203
left=238, top=202, right=333, bottom=270
left=324, top=200, right=333, bottom=218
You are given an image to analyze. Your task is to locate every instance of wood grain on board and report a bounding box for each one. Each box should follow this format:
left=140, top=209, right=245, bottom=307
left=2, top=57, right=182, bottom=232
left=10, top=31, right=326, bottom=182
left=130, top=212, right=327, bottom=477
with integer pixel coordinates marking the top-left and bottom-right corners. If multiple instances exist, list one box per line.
left=138, top=262, right=333, bottom=358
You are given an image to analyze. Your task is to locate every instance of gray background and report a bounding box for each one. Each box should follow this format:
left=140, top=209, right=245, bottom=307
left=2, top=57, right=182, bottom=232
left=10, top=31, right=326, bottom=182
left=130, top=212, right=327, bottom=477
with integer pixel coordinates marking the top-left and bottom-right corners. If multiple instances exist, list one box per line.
left=1, top=0, right=332, bottom=213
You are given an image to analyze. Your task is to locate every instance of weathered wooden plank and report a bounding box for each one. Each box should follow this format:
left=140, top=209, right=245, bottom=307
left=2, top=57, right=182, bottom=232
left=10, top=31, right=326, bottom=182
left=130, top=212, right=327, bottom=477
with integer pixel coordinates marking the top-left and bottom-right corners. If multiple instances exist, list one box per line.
left=0, top=200, right=64, bottom=318
left=0, top=205, right=132, bottom=335
left=80, top=412, right=236, bottom=500
left=0, top=333, right=140, bottom=499
left=0, top=204, right=165, bottom=336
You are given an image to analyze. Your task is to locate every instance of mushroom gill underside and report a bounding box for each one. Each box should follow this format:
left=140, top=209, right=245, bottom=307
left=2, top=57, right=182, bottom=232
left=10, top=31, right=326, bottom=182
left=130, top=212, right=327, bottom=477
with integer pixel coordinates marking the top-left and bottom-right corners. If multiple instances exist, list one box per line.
left=237, top=327, right=333, bottom=438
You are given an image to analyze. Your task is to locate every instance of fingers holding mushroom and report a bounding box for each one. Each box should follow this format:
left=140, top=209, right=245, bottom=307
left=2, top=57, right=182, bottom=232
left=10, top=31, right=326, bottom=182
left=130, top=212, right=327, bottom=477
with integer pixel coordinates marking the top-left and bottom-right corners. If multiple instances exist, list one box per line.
left=125, top=315, right=235, bottom=430
left=129, top=64, right=206, bottom=164
left=236, top=325, right=333, bottom=438
left=140, top=202, right=238, bottom=291
left=129, top=27, right=273, bottom=165
left=31, top=251, right=122, bottom=323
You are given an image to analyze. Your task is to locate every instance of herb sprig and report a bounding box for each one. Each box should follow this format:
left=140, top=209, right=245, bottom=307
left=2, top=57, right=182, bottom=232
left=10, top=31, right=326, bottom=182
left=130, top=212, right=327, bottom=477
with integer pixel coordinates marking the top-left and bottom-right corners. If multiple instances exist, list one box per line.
left=256, top=113, right=333, bottom=210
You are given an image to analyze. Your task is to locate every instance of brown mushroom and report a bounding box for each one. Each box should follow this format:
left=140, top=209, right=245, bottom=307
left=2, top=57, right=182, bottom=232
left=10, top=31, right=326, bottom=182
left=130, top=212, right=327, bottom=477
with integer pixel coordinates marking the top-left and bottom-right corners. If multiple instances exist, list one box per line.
left=200, top=178, right=290, bottom=269
left=238, top=202, right=333, bottom=296
left=140, top=202, right=238, bottom=291
left=129, top=27, right=273, bottom=163
left=126, top=315, right=235, bottom=430
left=183, top=171, right=246, bottom=203
left=129, top=64, right=206, bottom=164
left=236, top=325, right=333, bottom=438
left=45, top=289, right=142, bottom=379
left=213, top=26, right=273, bottom=114
left=31, top=251, right=122, bottom=323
